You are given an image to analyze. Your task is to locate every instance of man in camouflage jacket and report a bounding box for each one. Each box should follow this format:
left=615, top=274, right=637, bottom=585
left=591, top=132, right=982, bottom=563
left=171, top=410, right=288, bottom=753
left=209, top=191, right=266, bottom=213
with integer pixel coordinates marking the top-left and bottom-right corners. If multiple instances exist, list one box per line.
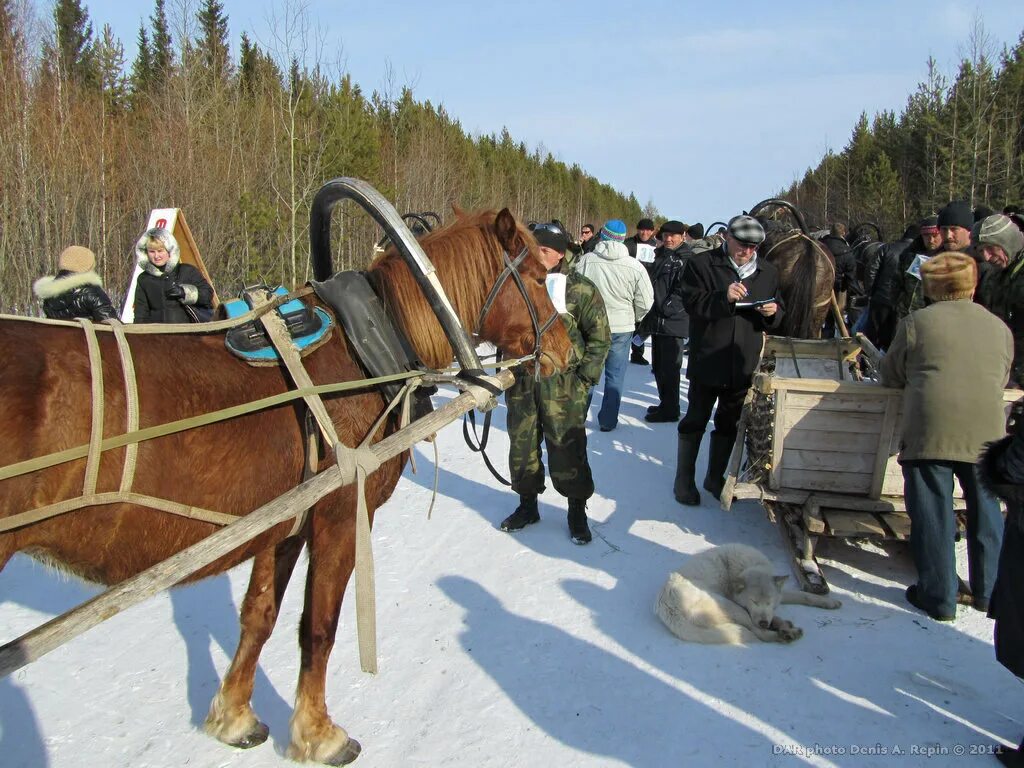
left=501, top=222, right=611, bottom=545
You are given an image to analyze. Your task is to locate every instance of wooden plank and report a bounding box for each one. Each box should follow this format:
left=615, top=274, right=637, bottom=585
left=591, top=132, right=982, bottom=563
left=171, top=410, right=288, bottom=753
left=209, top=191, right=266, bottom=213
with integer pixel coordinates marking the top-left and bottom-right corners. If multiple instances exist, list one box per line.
left=765, top=377, right=903, bottom=396
left=0, top=369, right=515, bottom=678
left=869, top=396, right=900, bottom=499
left=782, top=448, right=874, bottom=473
left=785, top=392, right=888, bottom=413
left=823, top=510, right=887, bottom=537
left=731, top=482, right=911, bottom=512
left=783, top=407, right=884, bottom=434
left=775, top=358, right=841, bottom=380
left=769, top=388, right=787, bottom=490
left=780, top=467, right=873, bottom=494
left=879, top=512, right=912, bottom=539
left=763, top=336, right=862, bottom=361
left=784, top=429, right=878, bottom=454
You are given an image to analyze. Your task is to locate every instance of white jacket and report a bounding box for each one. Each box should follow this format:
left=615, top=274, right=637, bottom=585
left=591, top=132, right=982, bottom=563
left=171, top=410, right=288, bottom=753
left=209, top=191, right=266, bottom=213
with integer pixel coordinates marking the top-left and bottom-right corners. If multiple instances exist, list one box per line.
left=575, top=240, right=655, bottom=333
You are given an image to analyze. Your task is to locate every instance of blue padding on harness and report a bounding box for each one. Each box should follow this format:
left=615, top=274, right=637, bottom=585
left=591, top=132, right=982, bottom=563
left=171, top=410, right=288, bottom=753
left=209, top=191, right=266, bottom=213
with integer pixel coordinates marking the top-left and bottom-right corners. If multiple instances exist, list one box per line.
left=224, top=287, right=334, bottom=363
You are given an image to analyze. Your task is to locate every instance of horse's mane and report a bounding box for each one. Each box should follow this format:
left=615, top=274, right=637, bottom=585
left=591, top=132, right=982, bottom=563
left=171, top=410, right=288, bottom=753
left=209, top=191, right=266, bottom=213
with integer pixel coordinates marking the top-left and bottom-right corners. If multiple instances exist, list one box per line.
left=369, top=209, right=522, bottom=370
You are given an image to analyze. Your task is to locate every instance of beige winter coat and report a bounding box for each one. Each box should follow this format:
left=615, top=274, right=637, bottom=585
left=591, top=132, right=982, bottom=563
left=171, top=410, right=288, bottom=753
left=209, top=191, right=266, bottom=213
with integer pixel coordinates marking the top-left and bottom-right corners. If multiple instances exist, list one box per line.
left=880, top=299, right=1012, bottom=462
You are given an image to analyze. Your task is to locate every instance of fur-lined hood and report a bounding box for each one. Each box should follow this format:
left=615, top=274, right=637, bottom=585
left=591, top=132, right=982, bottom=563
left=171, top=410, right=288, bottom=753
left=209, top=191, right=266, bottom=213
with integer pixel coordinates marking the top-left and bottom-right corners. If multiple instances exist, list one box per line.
left=33, top=270, right=104, bottom=299
left=135, top=229, right=181, bottom=276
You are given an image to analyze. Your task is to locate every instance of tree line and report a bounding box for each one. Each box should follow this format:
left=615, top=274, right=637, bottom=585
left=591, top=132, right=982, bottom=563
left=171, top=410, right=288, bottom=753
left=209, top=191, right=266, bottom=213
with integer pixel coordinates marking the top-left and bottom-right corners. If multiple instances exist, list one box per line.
left=0, top=0, right=646, bottom=313
left=780, top=21, right=1024, bottom=239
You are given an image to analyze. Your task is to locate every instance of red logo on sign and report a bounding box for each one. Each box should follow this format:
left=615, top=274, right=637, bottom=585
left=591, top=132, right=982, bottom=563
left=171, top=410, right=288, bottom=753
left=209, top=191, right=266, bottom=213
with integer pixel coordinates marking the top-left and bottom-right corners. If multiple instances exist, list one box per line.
left=156, top=219, right=168, bottom=229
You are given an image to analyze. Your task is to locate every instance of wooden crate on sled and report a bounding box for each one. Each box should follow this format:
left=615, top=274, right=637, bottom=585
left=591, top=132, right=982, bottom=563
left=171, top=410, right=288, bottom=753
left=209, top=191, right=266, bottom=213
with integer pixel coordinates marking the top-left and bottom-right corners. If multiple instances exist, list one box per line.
left=723, top=335, right=1021, bottom=593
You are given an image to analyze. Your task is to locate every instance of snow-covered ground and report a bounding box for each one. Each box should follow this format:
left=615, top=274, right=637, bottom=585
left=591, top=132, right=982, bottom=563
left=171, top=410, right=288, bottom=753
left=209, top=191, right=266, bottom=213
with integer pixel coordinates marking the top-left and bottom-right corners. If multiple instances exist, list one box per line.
left=2, top=356, right=1022, bottom=767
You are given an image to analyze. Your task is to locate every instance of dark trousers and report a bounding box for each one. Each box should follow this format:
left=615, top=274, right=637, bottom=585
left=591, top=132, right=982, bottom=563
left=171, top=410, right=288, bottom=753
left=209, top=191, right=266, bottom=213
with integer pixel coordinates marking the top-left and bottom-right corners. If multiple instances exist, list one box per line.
left=651, top=334, right=684, bottom=417
left=678, top=380, right=748, bottom=439
left=902, top=460, right=1004, bottom=617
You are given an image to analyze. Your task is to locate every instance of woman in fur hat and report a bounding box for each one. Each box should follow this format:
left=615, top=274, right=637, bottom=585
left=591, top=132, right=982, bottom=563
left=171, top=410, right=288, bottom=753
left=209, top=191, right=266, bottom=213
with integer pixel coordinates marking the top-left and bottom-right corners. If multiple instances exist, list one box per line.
left=881, top=252, right=1011, bottom=621
left=33, top=245, right=118, bottom=322
left=133, top=228, right=214, bottom=323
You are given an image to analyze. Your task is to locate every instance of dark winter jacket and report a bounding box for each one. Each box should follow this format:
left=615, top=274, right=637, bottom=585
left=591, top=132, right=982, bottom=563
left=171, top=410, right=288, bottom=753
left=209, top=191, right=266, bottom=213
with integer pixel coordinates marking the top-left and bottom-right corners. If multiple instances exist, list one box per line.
left=868, top=238, right=913, bottom=309
left=820, top=235, right=854, bottom=294
left=894, top=237, right=941, bottom=321
left=134, top=262, right=214, bottom=324
left=681, top=245, right=785, bottom=389
left=645, top=243, right=691, bottom=338
left=979, top=426, right=1024, bottom=679
left=850, top=239, right=883, bottom=307
left=33, top=270, right=118, bottom=322
left=976, top=257, right=1024, bottom=388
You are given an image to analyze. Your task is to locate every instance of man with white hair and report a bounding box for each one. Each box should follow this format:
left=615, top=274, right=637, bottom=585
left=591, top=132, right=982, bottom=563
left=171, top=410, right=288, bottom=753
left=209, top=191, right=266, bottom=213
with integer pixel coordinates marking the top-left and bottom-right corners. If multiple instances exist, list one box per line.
left=673, top=214, right=784, bottom=506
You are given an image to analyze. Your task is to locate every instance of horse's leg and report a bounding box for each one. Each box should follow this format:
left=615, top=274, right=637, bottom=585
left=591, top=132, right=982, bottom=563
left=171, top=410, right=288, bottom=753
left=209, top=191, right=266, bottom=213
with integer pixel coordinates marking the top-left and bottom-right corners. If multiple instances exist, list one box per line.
left=205, top=536, right=304, bottom=748
left=288, top=512, right=362, bottom=766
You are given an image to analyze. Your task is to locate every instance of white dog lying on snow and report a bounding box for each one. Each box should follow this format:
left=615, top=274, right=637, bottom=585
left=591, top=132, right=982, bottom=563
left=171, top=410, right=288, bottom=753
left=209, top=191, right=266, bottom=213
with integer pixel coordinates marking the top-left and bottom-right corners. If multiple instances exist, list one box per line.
left=655, top=543, right=841, bottom=644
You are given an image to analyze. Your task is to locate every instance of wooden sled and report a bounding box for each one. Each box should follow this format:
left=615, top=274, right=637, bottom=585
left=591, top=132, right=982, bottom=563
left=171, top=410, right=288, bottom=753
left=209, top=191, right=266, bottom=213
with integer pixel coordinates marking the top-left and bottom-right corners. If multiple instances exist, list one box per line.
left=720, top=334, right=1021, bottom=594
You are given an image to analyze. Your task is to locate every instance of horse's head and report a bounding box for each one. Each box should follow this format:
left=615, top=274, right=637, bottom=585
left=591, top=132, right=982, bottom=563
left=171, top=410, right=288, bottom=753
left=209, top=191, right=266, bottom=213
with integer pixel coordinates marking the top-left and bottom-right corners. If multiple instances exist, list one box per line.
left=477, top=209, right=572, bottom=376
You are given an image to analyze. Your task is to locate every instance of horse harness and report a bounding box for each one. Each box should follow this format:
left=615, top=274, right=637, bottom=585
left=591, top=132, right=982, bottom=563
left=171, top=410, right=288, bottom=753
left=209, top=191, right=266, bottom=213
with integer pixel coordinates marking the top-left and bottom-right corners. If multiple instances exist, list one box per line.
left=475, top=246, right=560, bottom=378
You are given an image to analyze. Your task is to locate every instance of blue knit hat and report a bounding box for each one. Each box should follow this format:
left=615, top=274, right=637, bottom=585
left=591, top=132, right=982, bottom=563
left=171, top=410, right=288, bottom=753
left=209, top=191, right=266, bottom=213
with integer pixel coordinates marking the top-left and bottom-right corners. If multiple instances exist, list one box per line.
left=600, top=219, right=627, bottom=242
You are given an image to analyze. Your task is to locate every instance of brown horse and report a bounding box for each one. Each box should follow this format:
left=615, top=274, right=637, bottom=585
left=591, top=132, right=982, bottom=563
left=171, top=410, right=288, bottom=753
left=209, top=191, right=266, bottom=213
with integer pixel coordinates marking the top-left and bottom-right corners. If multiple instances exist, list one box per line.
left=750, top=199, right=836, bottom=339
left=0, top=207, right=571, bottom=764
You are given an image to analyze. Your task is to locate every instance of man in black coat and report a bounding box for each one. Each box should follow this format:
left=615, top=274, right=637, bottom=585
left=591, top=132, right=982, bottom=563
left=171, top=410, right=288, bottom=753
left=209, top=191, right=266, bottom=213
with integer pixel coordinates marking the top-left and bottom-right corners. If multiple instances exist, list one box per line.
left=863, top=223, right=919, bottom=349
left=644, top=220, right=691, bottom=422
left=673, top=215, right=784, bottom=505
left=625, top=217, right=659, bottom=364
left=979, top=404, right=1024, bottom=767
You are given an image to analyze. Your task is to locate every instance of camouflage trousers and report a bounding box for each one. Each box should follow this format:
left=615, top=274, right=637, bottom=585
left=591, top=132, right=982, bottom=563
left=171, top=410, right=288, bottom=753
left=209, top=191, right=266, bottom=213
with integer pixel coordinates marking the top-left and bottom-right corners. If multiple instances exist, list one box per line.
left=505, top=370, right=594, bottom=500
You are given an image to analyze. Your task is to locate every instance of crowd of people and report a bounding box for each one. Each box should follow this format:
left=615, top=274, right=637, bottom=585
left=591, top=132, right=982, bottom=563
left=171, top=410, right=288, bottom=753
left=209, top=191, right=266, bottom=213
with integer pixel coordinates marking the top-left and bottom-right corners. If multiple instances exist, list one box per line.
left=513, top=205, right=1024, bottom=765
left=31, top=203, right=1024, bottom=763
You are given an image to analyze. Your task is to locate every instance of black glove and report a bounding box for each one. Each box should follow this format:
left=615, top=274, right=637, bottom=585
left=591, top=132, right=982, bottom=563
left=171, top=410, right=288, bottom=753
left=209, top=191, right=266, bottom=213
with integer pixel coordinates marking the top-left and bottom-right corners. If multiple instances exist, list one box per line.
left=164, top=282, right=185, bottom=301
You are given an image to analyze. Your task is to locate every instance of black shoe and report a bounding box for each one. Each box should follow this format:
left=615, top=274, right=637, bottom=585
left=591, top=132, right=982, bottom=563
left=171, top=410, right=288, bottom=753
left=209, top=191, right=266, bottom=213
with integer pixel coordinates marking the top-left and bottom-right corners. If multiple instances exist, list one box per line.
left=629, top=355, right=649, bottom=365
left=599, top=426, right=614, bottom=432
left=500, top=496, right=540, bottom=532
left=956, top=577, right=975, bottom=607
left=646, top=405, right=660, bottom=415
left=905, top=585, right=955, bottom=621
left=567, top=499, right=592, bottom=545
left=645, top=410, right=679, bottom=423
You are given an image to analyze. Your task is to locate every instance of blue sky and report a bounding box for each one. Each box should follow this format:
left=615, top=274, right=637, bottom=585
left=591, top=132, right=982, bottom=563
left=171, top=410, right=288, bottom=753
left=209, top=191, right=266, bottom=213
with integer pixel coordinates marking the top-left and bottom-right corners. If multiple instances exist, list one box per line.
left=86, top=1, right=1024, bottom=225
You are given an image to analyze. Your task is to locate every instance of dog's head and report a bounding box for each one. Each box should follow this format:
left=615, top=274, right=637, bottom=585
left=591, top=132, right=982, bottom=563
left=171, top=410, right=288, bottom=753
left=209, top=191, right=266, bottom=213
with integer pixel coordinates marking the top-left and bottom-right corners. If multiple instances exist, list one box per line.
left=730, top=567, right=787, bottom=629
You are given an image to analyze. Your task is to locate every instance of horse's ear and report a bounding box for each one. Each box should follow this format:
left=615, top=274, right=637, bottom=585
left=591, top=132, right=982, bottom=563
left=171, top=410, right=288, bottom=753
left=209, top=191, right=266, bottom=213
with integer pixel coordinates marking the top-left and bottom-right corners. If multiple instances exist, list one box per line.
left=451, top=203, right=465, bottom=218
left=494, top=208, right=518, bottom=250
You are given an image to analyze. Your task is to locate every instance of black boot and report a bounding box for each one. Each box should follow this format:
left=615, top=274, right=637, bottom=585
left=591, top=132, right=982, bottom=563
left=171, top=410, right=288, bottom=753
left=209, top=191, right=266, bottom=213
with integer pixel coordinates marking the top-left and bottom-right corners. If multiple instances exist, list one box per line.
left=674, top=433, right=702, bottom=506
left=702, top=431, right=735, bottom=501
left=567, top=498, right=592, bottom=545
left=500, top=495, right=539, bottom=532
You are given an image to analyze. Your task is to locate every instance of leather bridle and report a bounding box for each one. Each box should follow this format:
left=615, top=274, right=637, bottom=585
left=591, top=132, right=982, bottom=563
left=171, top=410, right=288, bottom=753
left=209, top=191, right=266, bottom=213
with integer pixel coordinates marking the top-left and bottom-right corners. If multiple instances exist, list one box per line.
left=474, top=245, right=560, bottom=371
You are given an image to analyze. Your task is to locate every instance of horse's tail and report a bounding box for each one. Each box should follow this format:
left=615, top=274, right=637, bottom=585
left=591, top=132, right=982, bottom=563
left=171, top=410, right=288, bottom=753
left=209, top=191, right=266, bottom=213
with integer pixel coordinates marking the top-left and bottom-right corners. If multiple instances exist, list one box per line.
left=778, top=238, right=819, bottom=339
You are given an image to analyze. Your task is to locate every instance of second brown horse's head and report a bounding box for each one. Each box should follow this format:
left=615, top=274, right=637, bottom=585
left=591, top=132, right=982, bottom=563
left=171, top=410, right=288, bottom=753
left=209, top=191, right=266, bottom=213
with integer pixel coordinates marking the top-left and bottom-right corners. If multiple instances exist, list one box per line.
left=480, top=209, right=572, bottom=377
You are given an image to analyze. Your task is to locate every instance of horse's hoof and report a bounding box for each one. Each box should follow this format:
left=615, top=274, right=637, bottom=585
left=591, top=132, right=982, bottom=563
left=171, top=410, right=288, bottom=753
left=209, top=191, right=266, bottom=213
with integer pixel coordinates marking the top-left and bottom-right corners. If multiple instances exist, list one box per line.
left=326, top=737, right=361, bottom=765
left=228, top=721, right=270, bottom=749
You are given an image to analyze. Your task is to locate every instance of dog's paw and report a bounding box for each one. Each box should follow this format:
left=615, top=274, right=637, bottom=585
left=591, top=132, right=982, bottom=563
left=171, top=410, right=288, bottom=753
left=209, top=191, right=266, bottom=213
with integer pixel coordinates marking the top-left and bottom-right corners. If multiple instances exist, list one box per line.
left=771, top=619, right=803, bottom=643
left=820, top=597, right=842, bottom=610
